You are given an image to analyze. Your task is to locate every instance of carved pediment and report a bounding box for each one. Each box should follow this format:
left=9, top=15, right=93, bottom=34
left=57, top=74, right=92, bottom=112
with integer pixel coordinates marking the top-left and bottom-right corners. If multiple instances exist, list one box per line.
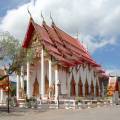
left=28, top=31, right=42, bottom=58
left=27, top=31, right=51, bottom=60
left=29, top=31, right=42, bottom=48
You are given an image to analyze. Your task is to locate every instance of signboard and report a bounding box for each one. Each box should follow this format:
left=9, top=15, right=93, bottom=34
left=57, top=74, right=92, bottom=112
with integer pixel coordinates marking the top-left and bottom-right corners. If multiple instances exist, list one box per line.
left=107, top=77, right=117, bottom=96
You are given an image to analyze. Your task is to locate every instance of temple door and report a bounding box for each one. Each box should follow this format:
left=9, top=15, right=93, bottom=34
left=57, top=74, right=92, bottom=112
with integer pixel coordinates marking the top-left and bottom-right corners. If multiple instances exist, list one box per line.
left=85, top=79, right=89, bottom=97
left=96, top=81, right=99, bottom=96
left=115, top=80, right=119, bottom=91
left=33, top=77, right=39, bottom=97
left=90, top=80, right=94, bottom=96
left=70, top=75, right=76, bottom=96
left=53, top=83, right=55, bottom=95
left=45, top=75, right=49, bottom=95
left=78, top=79, right=83, bottom=97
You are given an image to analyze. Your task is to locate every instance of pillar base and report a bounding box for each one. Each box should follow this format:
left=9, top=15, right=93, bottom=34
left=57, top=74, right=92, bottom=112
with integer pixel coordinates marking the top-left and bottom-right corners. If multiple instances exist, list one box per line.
left=0, top=102, right=6, bottom=106
left=18, top=98, right=26, bottom=107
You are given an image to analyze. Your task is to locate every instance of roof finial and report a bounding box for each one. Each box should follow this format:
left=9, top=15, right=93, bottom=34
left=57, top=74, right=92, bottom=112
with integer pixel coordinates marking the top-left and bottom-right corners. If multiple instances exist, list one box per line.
left=81, top=40, right=83, bottom=44
left=50, top=12, right=55, bottom=25
left=86, top=42, right=88, bottom=51
left=76, top=31, right=80, bottom=40
left=27, top=7, right=32, bottom=18
left=27, top=7, right=34, bottom=22
left=41, top=11, right=45, bottom=23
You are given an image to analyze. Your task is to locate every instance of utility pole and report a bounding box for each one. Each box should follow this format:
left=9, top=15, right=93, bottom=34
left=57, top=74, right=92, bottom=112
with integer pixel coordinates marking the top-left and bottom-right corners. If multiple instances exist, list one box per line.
left=7, top=76, right=10, bottom=113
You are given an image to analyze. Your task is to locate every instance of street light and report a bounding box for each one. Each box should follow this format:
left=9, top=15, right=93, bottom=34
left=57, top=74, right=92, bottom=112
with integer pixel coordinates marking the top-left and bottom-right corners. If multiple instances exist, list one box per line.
left=57, top=80, right=61, bottom=109
left=5, top=76, right=10, bottom=113
left=8, top=76, right=10, bottom=113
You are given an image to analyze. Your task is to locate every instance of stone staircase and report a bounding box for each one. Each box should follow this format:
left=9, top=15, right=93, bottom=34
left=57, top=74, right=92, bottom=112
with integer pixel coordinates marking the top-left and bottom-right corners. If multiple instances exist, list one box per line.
left=0, top=106, right=9, bottom=112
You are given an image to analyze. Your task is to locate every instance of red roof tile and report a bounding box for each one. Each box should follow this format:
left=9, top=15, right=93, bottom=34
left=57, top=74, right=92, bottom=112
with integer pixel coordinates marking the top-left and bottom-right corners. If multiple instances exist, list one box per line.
left=34, top=23, right=54, bottom=45
left=22, top=18, right=34, bottom=48
left=22, top=17, right=105, bottom=71
left=42, top=23, right=63, bottom=45
left=42, top=22, right=83, bottom=65
left=50, top=52, right=75, bottom=66
left=95, top=67, right=105, bottom=73
left=22, top=19, right=54, bottom=48
left=44, top=43, right=61, bottom=55
left=53, top=25, right=88, bottom=53
left=52, top=25, right=95, bottom=63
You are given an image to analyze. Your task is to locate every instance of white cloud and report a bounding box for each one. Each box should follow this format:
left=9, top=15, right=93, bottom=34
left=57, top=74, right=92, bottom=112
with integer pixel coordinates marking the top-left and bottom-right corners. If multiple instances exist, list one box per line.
left=0, top=3, right=30, bottom=40
left=79, top=34, right=117, bottom=53
left=0, top=0, right=120, bottom=52
left=106, top=68, right=120, bottom=76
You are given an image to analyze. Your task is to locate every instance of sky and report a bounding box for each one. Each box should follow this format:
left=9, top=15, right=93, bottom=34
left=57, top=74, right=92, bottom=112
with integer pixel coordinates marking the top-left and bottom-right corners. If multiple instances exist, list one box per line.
left=0, top=0, right=120, bottom=76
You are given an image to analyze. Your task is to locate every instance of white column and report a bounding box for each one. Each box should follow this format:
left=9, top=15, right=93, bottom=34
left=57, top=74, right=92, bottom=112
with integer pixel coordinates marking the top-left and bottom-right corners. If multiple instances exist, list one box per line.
left=0, top=89, right=3, bottom=103
left=20, top=66, right=24, bottom=90
left=41, top=48, right=45, bottom=98
left=48, top=59, right=52, bottom=87
left=27, top=61, right=30, bottom=98
left=48, top=59, right=52, bottom=98
left=16, top=75, right=20, bottom=100
left=76, top=82, right=78, bottom=97
left=55, top=65, right=59, bottom=100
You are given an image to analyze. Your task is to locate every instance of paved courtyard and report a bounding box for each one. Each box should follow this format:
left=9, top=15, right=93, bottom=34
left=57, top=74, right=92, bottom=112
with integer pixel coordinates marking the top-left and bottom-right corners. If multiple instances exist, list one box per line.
left=0, top=105, right=120, bottom=120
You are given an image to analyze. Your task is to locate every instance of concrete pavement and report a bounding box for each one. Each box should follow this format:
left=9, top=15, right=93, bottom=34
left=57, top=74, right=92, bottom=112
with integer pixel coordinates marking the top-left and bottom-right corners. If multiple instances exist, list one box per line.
left=0, top=105, right=120, bottom=120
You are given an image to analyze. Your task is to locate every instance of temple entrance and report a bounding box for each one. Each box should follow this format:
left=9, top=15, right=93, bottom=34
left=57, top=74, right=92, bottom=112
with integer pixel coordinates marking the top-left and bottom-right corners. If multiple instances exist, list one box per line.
left=96, top=81, right=99, bottom=96
left=33, top=77, right=39, bottom=97
left=85, top=79, right=89, bottom=97
left=90, top=80, right=94, bottom=96
left=47, top=84, right=55, bottom=98
left=70, top=75, right=76, bottom=96
left=78, top=79, right=83, bottom=97
left=45, top=75, right=49, bottom=95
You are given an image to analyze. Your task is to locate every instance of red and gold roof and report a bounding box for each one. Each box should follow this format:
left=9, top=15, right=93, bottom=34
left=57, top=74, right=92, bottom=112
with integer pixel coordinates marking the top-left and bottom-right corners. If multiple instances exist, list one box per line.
left=22, top=17, right=106, bottom=76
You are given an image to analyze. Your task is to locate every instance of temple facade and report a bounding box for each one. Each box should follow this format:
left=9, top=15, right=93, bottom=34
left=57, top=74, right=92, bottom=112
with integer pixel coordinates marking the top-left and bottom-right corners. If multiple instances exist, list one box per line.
left=16, top=16, right=107, bottom=101
left=0, top=69, right=9, bottom=105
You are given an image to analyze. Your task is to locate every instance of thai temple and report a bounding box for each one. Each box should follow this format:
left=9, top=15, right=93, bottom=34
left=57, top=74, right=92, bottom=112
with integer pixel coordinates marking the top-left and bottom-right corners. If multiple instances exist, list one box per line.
left=0, top=69, right=9, bottom=105
left=15, top=15, right=107, bottom=102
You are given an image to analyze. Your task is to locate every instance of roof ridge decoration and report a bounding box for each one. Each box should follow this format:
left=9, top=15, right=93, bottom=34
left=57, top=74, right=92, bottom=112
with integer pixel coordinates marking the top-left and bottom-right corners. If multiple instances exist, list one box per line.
left=27, top=8, right=32, bottom=18
left=27, top=8, right=34, bottom=23
left=22, top=10, right=35, bottom=48
left=50, top=12, right=55, bottom=26
left=41, top=11, right=46, bottom=24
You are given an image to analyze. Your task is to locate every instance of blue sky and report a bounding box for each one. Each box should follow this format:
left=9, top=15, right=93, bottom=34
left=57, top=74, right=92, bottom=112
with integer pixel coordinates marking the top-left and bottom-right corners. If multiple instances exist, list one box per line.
left=93, top=44, right=120, bottom=68
left=0, top=0, right=30, bottom=16
left=0, top=0, right=120, bottom=75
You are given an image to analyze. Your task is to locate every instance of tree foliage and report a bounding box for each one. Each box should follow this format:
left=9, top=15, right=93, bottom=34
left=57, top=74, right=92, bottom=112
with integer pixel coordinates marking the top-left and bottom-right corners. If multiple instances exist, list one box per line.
left=0, top=32, right=34, bottom=81
left=0, top=32, right=20, bottom=60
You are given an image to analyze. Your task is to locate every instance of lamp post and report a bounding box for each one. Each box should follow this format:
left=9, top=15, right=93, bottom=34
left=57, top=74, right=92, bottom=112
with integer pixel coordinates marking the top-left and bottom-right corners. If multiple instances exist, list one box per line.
left=57, top=80, right=61, bottom=109
left=8, top=76, right=10, bottom=113
left=6, top=76, right=10, bottom=113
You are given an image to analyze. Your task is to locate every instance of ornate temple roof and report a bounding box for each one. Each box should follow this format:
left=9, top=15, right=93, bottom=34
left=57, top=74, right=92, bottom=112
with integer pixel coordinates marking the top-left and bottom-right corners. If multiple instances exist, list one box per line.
left=22, top=17, right=105, bottom=75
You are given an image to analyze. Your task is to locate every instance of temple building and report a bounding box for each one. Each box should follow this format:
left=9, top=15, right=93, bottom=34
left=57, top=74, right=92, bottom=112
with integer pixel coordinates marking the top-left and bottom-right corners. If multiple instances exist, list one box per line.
left=0, top=69, right=10, bottom=105
left=16, top=16, right=107, bottom=101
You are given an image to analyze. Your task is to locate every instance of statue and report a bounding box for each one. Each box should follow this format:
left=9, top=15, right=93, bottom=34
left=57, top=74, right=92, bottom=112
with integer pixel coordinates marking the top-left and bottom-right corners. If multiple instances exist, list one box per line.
left=19, top=88, right=25, bottom=99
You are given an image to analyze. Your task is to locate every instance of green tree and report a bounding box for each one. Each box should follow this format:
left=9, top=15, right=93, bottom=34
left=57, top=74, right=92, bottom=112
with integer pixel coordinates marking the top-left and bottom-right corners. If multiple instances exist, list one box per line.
left=0, top=32, right=34, bottom=81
